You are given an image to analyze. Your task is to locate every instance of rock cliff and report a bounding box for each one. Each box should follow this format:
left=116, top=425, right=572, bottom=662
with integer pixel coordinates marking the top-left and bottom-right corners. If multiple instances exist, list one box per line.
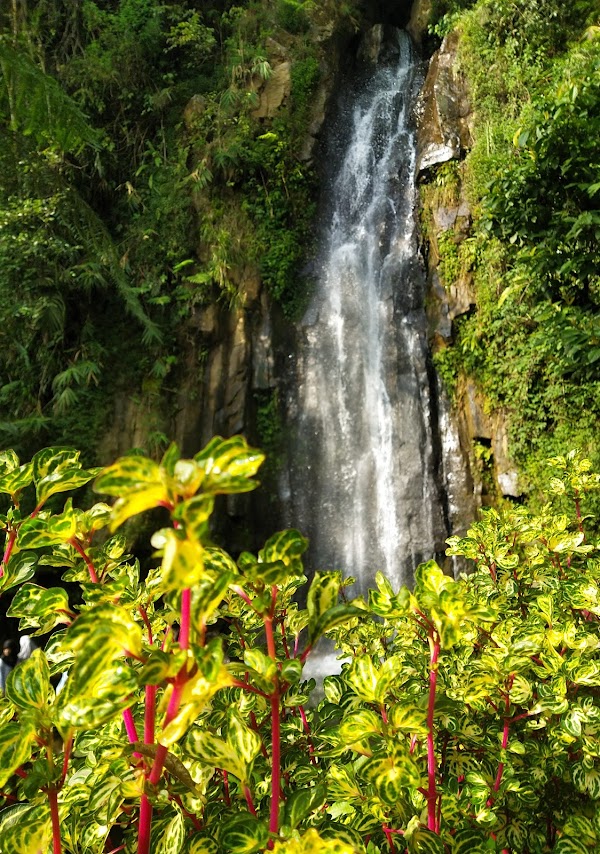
left=417, top=29, right=521, bottom=507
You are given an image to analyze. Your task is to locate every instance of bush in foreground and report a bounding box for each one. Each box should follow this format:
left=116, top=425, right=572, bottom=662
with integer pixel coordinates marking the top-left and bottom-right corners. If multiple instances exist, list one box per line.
left=0, top=440, right=599, bottom=853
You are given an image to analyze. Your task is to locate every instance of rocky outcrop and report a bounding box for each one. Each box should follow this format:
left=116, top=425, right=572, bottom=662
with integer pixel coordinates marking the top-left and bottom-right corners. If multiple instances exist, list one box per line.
left=418, top=28, right=521, bottom=505
left=416, top=30, right=473, bottom=172
left=253, top=61, right=292, bottom=119
left=407, top=0, right=433, bottom=48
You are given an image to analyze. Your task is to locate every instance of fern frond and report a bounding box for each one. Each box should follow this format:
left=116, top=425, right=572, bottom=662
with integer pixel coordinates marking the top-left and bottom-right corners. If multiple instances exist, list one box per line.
left=0, top=41, right=100, bottom=154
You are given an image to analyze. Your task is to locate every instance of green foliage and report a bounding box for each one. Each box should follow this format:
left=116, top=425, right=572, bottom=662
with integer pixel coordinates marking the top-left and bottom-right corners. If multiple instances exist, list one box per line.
left=429, top=2, right=600, bottom=508
left=2, top=438, right=600, bottom=852
left=0, top=0, right=355, bottom=455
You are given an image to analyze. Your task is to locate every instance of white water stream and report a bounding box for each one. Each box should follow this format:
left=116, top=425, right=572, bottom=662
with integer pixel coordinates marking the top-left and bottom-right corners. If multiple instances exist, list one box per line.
left=284, top=29, right=448, bottom=596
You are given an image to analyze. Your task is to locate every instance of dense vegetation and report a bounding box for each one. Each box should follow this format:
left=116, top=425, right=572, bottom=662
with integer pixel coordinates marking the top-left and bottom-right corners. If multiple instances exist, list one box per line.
left=0, top=0, right=356, bottom=458
left=427, top=0, right=600, bottom=502
left=2, top=440, right=600, bottom=853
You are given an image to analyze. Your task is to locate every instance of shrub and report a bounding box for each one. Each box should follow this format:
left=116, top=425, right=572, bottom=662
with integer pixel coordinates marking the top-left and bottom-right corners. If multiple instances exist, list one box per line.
left=1, top=442, right=600, bottom=853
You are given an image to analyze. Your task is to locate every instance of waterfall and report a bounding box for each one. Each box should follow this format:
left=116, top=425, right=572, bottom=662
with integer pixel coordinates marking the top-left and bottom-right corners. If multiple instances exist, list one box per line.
left=283, top=28, right=448, bottom=596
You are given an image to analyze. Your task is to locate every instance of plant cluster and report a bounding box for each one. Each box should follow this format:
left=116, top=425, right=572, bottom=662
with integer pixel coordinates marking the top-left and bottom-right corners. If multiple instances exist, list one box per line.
left=0, top=0, right=359, bottom=456
left=1, top=438, right=600, bottom=853
left=426, top=1, right=600, bottom=506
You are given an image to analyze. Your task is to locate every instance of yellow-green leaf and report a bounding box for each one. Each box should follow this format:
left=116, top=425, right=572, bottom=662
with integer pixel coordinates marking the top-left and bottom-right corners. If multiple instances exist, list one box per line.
left=5, top=648, right=50, bottom=711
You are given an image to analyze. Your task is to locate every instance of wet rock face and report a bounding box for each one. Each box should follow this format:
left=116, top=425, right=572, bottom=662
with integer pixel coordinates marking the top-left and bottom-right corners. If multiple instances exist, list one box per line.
left=417, top=29, right=521, bottom=505
left=416, top=30, right=473, bottom=172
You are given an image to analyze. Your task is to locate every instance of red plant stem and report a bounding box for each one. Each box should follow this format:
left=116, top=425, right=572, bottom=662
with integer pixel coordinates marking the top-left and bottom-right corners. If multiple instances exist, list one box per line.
left=269, top=689, right=281, bottom=841
left=137, top=795, right=153, bottom=854
left=223, top=770, right=231, bottom=806
left=123, top=708, right=140, bottom=744
left=426, top=632, right=440, bottom=834
left=0, top=528, right=17, bottom=577
left=382, top=825, right=396, bottom=853
left=139, top=606, right=154, bottom=644
left=231, top=584, right=253, bottom=607
left=298, top=705, right=318, bottom=766
left=232, top=679, right=269, bottom=699
left=69, top=538, right=98, bottom=583
left=380, top=704, right=388, bottom=725
left=179, top=588, right=191, bottom=649
left=279, top=621, right=290, bottom=658
left=138, top=615, right=190, bottom=854
left=145, top=685, right=157, bottom=745
left=264, top=588, right=281, bottom=844
left=244, top=784, right=257, bottom=816
left=59, top=735, right=73, bottom=788
left=493, top=691, right=512, bottom=794
left=48, top=787, right=62, bottom=854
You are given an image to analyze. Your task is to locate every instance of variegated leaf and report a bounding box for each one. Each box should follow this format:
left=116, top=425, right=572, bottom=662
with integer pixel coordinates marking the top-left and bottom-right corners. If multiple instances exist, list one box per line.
left=193, top=435, right=264, bottom=495
left=150, top=805, right=186, bottom=854
left=217, top=813, right=269, bottom=854
left=283, top=783, right=327, bottom=829
left=0, top=550, right=37, bottom=594
left=0, top=461, right=34, bottom=497
left=0, top=803, right=52, bottom=854
left=17, top=505, right=77, bottom=548
left=5, top=648, right=50, bottom=711
left=7, top=583, right=71, bottom=634
left=0, top=719, right=37, bottom=787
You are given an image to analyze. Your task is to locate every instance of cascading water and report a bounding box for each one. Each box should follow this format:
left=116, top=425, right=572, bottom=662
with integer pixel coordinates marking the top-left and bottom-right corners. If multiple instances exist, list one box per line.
left=283, top=27, right=449, bottom=596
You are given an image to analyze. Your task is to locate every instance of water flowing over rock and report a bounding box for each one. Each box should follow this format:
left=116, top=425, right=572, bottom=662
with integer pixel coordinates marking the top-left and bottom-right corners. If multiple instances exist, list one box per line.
left=284, top=29, right=453, bottom=595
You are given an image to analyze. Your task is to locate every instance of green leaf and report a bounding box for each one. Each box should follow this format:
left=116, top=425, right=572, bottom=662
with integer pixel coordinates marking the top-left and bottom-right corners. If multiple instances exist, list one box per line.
left=0, top=803, right=52, bottom=854
left=0, top=551, right=37, bottom=594
left=186, top=729, right=247, bottom=781
left=150, top=806, right=186, bottom=854
left=217, top=813, right=269, bottom=854
left=281, top=658, right=303, bottom=684
left=5, top=649, right=50, bottom=711
left=186, top=836, right=219, bottom=854
left=259, top=528, right=308, bottom=569
left=408, top=828, right=446, bottom=854
left=345, top=656, right=380, bottom=703
left=389, top=702, right=429, bottom=735
left=174, top=494, right=215, bottom=541
left=7, top=583, right=71, bottom=634
left=452, top=828, right=490, bottom=853
left=308, top=572, right=341, bottom=625
left=32, top=447, right=99, bottom=504
left=553, top=838, right=592, bottom=854
left=194, top=435, right=265, bottom=494
left=228, top=709, right=262, bottom=766
left=94, top=454, right=170, bottom=529
left=152, top=528, right=205, bottom=592
left=361, top=746, right=421, bottom=804
left=283, top=783, right=327, bottom=829
left=17, top=504, right=77, bottom=548
left=56, top=655, right=138, bottom=729
left=0, top=462, right=33, bottom=497
left=66, top=603, right=143, bottom=658
left=0, top=720, right=37, bottom=787
left=339, top=709, right=383, bottom=743
left=572, top=763, right=600, bottom=799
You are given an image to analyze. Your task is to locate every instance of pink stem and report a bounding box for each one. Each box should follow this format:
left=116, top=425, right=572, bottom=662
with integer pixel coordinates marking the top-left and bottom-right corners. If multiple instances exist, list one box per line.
left=69, top=538, right=99, bottom=583
left=180, top=588, right=191, bottom=649
left=244, top=784, right=257, bottom=816
left=427, top=633, right=440, bottom=834
left=0, top=529, right=16, bottom=578
left=123, top=708, right=140, bottom=744
left=49, top=787, right=62, bottom=854
left=264, top=589, right=281, bottom=843
left=145, top=685, right=157, bottom=745
left=59, top=735, right=73, bottom=787
left=223, top=770, right=231, bottom=806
